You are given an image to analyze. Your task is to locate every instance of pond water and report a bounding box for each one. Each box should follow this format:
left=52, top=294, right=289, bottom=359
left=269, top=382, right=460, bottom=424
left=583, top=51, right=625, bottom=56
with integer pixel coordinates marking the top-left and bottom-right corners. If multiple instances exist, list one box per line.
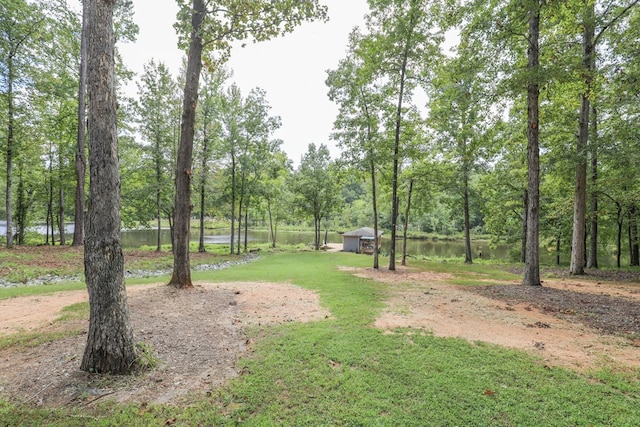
left=119, top=227, right=515, bottom=262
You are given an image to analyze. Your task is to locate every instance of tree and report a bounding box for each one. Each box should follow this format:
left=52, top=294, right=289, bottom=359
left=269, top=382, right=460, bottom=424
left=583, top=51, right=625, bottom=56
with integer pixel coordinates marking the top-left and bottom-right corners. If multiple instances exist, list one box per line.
left=195, top=67, right=226, bottom=253
left=569, top=0, right=640, bottom=275
left=327, top=28, right=386, bottom=269
left=362, top=0, right=444, bottom=270
left=1, top=0, right=45, bottom=247
left=428, top=38, right=495, bottom=265
left=235, top=87, right=281, bottom=254
left=460, top=0, right=550, bottom=283
left=135, top=60, right=180, bottom=252
left=73, top=0, right=88, bottom=247
left=219, top=84, right=242, bottom=254
left=260, top=150, right=292, bottom=248
left=81, top=0, right=137, bottom=374
left=169, top=0, right=327, bottom=288
left=37, top=1, right=86, bottom=247
left=293, top=143, right=338, bottom=250
left=523, top=0, right=542, bottom=286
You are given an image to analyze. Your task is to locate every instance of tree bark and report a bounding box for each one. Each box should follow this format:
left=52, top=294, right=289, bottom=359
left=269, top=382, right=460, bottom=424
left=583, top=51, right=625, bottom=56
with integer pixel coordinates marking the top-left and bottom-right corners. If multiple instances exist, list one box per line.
left=570, top=2, right=595, bottom=275
left=230, top=154, right=236, bottom=254
left=389, top=20, right=413, bottom=271
left=15, top=162, right=27, bottom=245
left=47, top=152, right=55, bottom=246
left=243, top=199, right=249, bottom=253
left=616, top=203, right=622, bottom=268
left=58, top=183, right=65, bottom=246
left=370, top=157, right=379, bottom=269
left=463, top=169, right=472, bottom=264
left=630, top=206, right=639, bottom=266
left=73, top=0, right=88, bottom=247
left=5, top=55, right=14, bottom=248
left=58, top=148, right=66, bottom=246
left=169, top=0, right=206, bottom=289
left=315, top=215, right=321, bottom=250
left=521, top=190, right=527, bottom=263
left=587, top=107, right=598, bottom=269
left=81, top=0, right=137, bottom=374
left=523, top=1, right=541, bottom=286
left=198, top=114, right=209, bottom=253
left=401, top=179, right=413, bottom=266
left=267, top=198, right=276, bottom=248
left=237, top=177, right=244, bottom=255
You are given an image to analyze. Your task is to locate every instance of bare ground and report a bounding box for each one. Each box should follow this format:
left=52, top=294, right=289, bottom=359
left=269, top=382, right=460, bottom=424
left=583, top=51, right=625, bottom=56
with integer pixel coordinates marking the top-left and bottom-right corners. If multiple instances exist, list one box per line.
left=367, top=266, right=640, bottom=371
left=1, top=261, right=640, bottom=408
left=0, top=281, right=330, bottom=407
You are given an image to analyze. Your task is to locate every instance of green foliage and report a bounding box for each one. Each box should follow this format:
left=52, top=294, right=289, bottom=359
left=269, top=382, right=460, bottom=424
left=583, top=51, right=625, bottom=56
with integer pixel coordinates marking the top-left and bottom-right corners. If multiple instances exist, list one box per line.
left=136, top=341, right=160, bottom=370
left=174, top=0, right=328, bottom=65
left=56, top=302, right=89, bottom=322
left=291, top=144, right=341, bottom=249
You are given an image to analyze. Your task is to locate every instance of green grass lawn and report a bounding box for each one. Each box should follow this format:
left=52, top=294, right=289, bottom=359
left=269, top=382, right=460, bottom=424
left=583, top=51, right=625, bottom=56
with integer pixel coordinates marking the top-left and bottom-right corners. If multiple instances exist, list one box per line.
left=1, top=251, right=639, bottom=426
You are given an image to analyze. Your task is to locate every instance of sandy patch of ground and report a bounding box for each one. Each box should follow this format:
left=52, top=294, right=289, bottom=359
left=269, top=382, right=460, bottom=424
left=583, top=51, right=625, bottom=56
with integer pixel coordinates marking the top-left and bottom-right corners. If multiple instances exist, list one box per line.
left=0, top=281, right=329, bottom=407
left=365, top=266, right=640, bottom=372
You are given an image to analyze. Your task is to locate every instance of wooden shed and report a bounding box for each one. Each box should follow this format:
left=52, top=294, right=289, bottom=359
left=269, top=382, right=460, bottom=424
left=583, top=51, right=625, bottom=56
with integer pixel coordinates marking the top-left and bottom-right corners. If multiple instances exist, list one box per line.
left=342, top=227, right=383, bottom=254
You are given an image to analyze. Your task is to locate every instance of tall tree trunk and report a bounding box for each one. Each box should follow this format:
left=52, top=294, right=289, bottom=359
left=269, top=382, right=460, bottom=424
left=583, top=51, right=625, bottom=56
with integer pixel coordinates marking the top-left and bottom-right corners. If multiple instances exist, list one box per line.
left=630, top=207, right=639, bottom=266
left=58, top=185, right=65, bottom=246
left=48, top=156, right=55, bottom=246
left=81, top=0, right=137, bottom=374
left=237, top=182, right=244, bottom=255
left=401, top=179, right=414, bottom=266
left=5, top=56, right=14, bottom=248
left=463, top=169, right=472, bottom=264
left=45, top=204, right=51, bottom=245
left=324, top=222, right=328, bottom=246
left=198, top=116, right=209, bottom=253
left=243, top=196, right=249, bottom=253
left=58, top=149, right=66, bottom=246
left=156, top=188, right=162, bottom=252
left=169, top=0, right=206, bottom=289
left=521, top=190, right=527, bottom=263
left=167, top=207, right=175, bottom=250
left=523, top=1, right=541, bottom=286
left=15, top=161, right=25, bottom=245
left=359, top=85, right=379, bottom=268
left=616, top=203, right=622, bottom=268
left=73, top=0, right=88, bottom=247
left=389, top=30, right=412, bottom=272
left=371, top=157, right=379, bottom=269
left=315, top=215, right=321, bottom=250
left=570, top=2, right=595, bottom=275
left=267, top=198, right=276, bottom=248
left=198, top=178, right=206, bottom=252
left=587, top=107, right=598, bottom=268
left=556, top=234, right=561, bottom=265
left=230, top=155, right=236, bottom=255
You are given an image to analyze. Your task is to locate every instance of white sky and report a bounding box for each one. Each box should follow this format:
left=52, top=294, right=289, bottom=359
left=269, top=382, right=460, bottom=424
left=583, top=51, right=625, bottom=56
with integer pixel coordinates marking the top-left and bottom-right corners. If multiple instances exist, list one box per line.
left=118, top=0, right=370, bottom=166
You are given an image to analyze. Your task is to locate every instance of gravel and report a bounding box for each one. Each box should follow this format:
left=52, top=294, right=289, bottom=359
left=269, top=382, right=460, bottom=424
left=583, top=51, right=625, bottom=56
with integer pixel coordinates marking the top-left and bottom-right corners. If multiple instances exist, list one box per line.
left=0, top=254, right=258, bottom=289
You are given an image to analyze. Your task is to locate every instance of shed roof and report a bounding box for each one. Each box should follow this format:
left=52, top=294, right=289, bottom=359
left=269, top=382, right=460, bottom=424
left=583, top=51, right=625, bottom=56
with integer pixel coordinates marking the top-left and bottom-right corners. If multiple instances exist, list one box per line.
left=342, top=227, right=383, bottom=238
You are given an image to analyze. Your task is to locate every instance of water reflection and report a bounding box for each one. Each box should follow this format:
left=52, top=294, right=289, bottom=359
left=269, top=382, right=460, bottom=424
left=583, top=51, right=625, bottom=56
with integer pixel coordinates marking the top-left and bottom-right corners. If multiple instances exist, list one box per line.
left=118, top=228, right=514, bottom=261
left=3, top=220, right=614, bottom=265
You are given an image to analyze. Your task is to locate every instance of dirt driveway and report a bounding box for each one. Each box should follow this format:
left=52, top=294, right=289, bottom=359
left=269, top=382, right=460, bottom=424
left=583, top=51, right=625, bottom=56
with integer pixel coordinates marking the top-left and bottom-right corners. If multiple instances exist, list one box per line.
left=1, top=267, right=639, bottom=407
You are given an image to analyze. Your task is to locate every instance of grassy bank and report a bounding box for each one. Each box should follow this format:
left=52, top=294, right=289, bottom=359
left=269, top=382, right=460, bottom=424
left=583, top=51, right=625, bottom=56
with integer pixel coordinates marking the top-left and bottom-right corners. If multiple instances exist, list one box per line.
left=1, top=251, right=639, bottom=425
